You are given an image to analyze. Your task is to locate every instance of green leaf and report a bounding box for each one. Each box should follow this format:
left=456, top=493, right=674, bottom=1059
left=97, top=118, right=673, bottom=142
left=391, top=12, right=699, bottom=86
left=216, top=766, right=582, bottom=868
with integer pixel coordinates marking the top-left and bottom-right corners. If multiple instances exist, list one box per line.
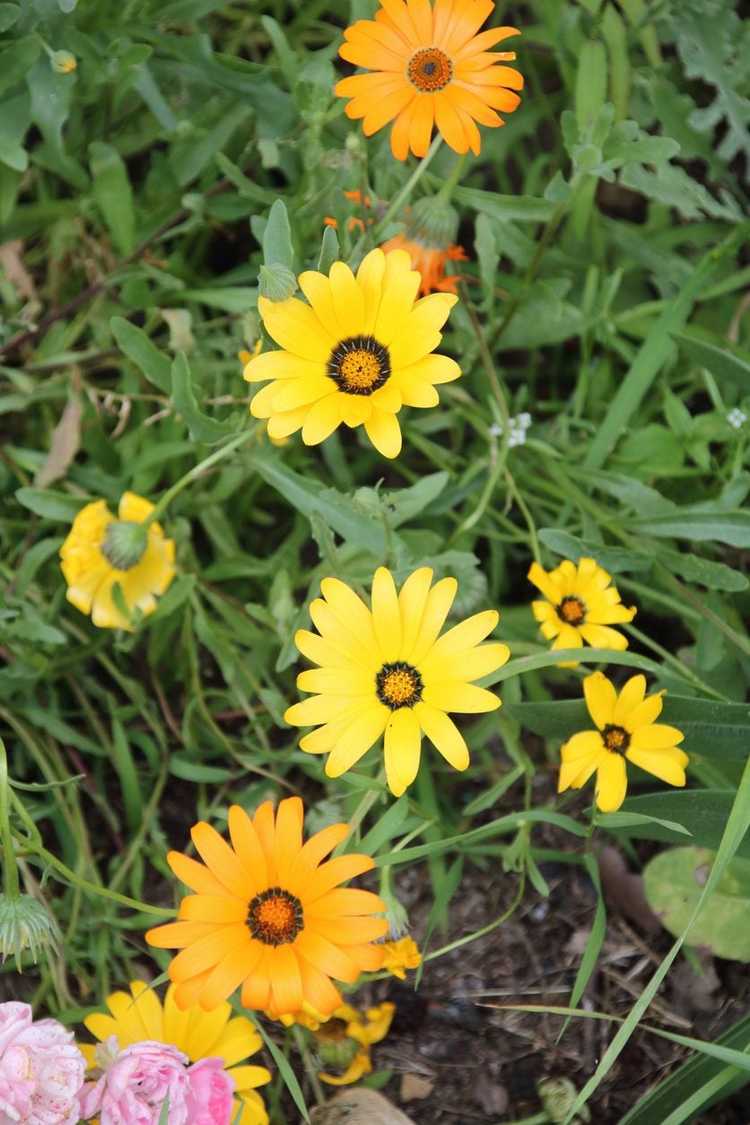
left=89, top=142, right=136, bottom=255
left=451, top=185, right=555, bottom=223
left=254, top=1017, right=310, bottom=1122
left=0, top=5, right=20, bottom=33
left=179, top=287, right=257, bottom=313
left=262, top=198, right=294, bottom=269
left=675, top=332, right=750, bottom=391
left=576, top=41, right=608, bottom=128
left=111, top=719, right=143, bottom=832
left=317, top=224, right=339, bottom=274
left=171, top=353, right=231, bottom=444
left=630, top=508, right=750, bottom=548
left=644, top=846, right=750, bottom=961
left=538, top=528, right=651, bottom=574
left=0, top=37, right=40, bottom=98
left=610, top=791, right=750, bottom=859
left=111, top=318, right=171, bottom=392
left=169, top=755, right=234, bottom=783
left=14, top=488, right=87, bottom=521
left=656, top=546, right=748, bottom=592
left=27, top=57, right=74, bottom=154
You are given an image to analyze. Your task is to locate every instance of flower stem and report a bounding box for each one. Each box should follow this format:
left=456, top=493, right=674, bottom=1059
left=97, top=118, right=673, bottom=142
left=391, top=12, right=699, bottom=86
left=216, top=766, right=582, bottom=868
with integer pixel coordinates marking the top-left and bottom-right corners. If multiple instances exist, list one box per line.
left=145, top=427, right=258, bottom=528
left=436, top=152, right=467, bottom=203
left=0, top=738, right=20, bottom=898
left=375, top=135, right=443, bottom=236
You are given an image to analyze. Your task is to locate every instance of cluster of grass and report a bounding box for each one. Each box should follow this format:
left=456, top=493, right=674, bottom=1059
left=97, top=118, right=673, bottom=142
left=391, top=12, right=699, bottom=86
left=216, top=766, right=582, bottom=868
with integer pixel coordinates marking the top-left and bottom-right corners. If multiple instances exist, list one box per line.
left=1, top=0, right=750, bottom=1122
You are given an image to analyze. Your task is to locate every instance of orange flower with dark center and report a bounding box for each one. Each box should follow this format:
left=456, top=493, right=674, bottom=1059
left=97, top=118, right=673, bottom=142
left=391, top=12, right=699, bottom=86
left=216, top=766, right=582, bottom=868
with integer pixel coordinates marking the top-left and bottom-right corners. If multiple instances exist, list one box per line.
left=335, top=0, right=523, bottom=159
left=146, top=798, right=388, bottom=1018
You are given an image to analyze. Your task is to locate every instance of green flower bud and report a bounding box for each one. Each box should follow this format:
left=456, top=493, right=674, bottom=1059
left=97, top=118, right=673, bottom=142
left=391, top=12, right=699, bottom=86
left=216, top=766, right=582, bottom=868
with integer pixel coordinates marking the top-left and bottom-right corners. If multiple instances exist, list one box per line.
left=409, top=196, right=459, bottom=248
left=51, top=50, right=77, bottom=74
left=259, top=263, right=297, bottom=302
left=101, top=520, right=148, bottom=570
left=537, top=1077, right=591, bottom=1124
left=0, top=894, right=60, bottom=970
left=316, top=1025, right=359, bottom=1070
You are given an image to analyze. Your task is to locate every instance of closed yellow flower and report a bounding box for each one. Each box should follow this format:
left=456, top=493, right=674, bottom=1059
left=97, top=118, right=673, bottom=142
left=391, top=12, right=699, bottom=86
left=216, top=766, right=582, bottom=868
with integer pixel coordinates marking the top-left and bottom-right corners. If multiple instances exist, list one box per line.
left=285, top=566, right=510, bottom=796
left=381, top=936, right=422, bottom=979
left=528, top=557, right=636, bottom=659
left=282, top=1000, right=395, bottom=1087
left=81, top=980, right=271, bottom=1124
left=243, top=248, right=460, bottom=458
left=59, top=492, right=174, bottom=630
left=559, top=671, right=688, bottom=813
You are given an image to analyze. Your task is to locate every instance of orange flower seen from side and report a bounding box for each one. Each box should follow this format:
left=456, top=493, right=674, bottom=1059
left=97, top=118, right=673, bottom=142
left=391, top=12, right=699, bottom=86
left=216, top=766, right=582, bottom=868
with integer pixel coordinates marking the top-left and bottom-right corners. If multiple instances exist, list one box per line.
left=146, top=799, right=388, bottom=1019
left=336, top=0, right=523, bottom=159
left=381, top=232, right=467, bottom=295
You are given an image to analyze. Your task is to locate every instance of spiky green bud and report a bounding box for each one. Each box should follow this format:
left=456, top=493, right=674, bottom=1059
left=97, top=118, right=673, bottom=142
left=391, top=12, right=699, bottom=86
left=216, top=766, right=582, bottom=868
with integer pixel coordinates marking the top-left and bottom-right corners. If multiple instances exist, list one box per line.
left=409, top=196, right=459, bottom=248
left=0, top=894, right=60, bottom=970
left=537, top=1077, right=591, bottom=1124
left=259, top=263, right=297, bottom=302
left=101, top=520, right=148, bottom=570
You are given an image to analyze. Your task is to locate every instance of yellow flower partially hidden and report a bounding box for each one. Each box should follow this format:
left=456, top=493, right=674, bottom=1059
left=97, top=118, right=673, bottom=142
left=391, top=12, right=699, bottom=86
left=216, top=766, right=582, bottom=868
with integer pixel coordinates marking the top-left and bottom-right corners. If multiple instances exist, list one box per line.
left=528, top=557, right=635, bottom=661
left=284, top=1001, right=395, bottom=1087
left=81, top=980, right=271, bottom=1124
left=335, top=0, right=523, bottom=160
left=381, top=936, right=422, bottom=980
left=243, top=248, right=460, bottom=458
left=285, top=566, right=510, bottom=796
left=559, top=672, right=688, bottom=813
left=60, top=492, right=175, bottom=630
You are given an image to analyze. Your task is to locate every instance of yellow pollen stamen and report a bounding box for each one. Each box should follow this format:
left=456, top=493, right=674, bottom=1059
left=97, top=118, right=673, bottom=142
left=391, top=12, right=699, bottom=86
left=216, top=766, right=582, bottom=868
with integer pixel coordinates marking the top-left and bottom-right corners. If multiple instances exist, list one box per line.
left=328, top=334, right=390, bottom=397
left=340, top=350, right=381, bottom=390
left=375, top=661, right=423, bottom=710
left=248, top=887, right=304, bottom=945
left=558, top=595, right=586, bottom=626
left=407, top=47, right=453, bottom=92
left=602, top=724, right=630, bottom=753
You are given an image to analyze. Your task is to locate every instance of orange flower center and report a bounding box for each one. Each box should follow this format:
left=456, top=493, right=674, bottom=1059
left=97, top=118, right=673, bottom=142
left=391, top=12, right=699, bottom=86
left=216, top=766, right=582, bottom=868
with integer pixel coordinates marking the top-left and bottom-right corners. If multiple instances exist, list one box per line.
left=407, top=47, right=453, bottom=92
left=376, top=662, right=423, bottom=710
left=328, top=335, right=390, bottom=396
left=557, top=595, right=586, bottom=626
left=248, top=887, right=304, bottom=945
left=602, top=724, right=630, bottom=754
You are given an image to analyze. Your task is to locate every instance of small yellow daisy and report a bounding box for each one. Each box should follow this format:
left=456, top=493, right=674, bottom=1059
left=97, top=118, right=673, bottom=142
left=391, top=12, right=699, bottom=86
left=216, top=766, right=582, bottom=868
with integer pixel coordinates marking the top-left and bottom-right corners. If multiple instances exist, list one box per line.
left=528, top=557, right=636, bottom=656
left=59, top=492, right=175, bottom=630
left=243, top=248, right=460, bottom=458
left=81, top=980, right=271, bottom=1124
left=284, top=567, right=510, bottom=796
left=559, top=671, right=688, bottom=813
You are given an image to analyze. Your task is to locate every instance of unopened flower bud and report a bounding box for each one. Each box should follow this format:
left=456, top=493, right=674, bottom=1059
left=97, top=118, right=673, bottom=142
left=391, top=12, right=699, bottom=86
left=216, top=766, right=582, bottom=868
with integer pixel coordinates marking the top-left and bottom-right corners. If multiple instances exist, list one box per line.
left=0, top=894, right=60, bottom=969
left=101, top=520, right=148, bottom=571
left=409, top=195, right=460, bottom=248
left=51, top=50, right=77, bottom=74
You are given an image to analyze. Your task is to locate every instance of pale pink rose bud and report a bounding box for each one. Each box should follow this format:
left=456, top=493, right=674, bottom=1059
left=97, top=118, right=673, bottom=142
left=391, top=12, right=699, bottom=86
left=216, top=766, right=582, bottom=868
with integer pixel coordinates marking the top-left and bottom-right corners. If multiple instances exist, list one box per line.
left=78, top=1039, right=192, bottom=1124
left=185, top=1057, right=235, bottom=1124
left=0, top=1000, right=85, bottom=1125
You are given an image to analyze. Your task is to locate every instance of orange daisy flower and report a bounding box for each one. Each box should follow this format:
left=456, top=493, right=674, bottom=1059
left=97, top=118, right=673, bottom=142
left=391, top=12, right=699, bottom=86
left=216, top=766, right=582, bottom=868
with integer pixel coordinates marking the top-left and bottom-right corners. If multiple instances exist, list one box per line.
left=146, top=799, right=388, bottom=1019
left=335, top=0, right=523, bottom=160
left=382, top=232, right=467, bottom=294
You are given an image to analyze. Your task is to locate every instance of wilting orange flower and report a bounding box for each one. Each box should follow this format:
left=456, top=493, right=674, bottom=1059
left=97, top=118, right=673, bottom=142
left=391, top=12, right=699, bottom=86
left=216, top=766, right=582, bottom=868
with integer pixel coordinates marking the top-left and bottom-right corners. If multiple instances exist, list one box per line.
left=146, top=799, right=388, bottom=1019
left=336, top=0, right=523, bottom=160
left=382, top=232, right=467, bottom=295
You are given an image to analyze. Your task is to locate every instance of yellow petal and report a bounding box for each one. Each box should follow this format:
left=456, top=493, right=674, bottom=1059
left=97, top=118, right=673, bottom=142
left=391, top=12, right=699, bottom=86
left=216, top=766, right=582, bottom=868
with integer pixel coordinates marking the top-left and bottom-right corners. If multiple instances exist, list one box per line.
left=422, top=608, right=499, bottom=660
left=285, top=695, right=352, bottom=726
left=329, top=261, right=366, bottom=338
left=583, top=671, right=617, bottom=730
left=626, top=746, right=688, bottom=787
left=527, top=561, right=562, bottom=604
left=324, top=706, right=389, bottom=777
left=578, top=623, right=629, bottom=651
left=422, top=681, right=500, bottom=713
left=320, top=576, right=379, bottom=656
left=371, top=567, right=402, bottom=661
left=267, top=407, right=306, bottom=439
left=628, top=724, right=684, bottom=751
left=560, top=730, right=604, bottom=763
left=384, top=708, right=422, bottom=796
left=302, top=394, right=343, bottom=445
left=298, top=271, right=342, bottom=339
left=415, top=702, right=469, bottom=770
left=244, top=350, right=323, bottom=384
left=258, top=296, right=332, bottom=362
left=624, top=693, right=663, bottom=731
left=613, top=675, right=647, bottom=724
left=410, top=576, right=458, bottom=665
left=364, top=408, right=402, bottom=458
left=389, top=294, right=457, bottom=368
left=373, top=250, right=421, bottom=345
left=595, top=753, right=628, bottom=812
left=118, top=492, right=154, bottom=523
left=356, top=248, right=387, bottom=335
left=397, top=567, right=434, bottom=659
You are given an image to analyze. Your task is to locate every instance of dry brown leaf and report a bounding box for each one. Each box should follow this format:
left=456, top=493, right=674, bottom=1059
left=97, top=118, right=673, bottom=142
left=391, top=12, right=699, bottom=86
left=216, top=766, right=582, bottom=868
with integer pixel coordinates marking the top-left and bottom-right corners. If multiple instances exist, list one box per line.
left=0, top=240, right=35, bottom=301
left=34, top=390, right=82, bottom=488
left=400, top=1073, right=434, bottom=1101
left=597, top=845, right=661, bottom=933
left=310, top=1088, right=416, bottom=1125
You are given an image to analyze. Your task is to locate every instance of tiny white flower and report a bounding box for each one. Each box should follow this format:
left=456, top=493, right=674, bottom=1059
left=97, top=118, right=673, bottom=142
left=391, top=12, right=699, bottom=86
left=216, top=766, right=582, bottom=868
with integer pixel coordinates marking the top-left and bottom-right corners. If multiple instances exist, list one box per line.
left=489, top=422, right=503, bottom=437
left=490, top=413, right=532, bottom=446
left=727, top=408, right=747, bottom=430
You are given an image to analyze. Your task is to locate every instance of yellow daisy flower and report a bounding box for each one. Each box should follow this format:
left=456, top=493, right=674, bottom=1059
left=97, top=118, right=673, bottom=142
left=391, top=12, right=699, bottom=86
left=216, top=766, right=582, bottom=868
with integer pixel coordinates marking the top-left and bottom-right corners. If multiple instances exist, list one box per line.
left=559, top=671, right=688, bottom=813
left=59, top=492, right=175, bottom=630
left=380, top=936, right=422, bottom=979
left=242, top=248, right=460, bottom=458
left=528, top=557, right=636, bottom=657
left=81, top=980, right=271, bottom=1124
left=282, top=1001, right=395, bottom=1087
left=284, top=566, right=510, bottom=796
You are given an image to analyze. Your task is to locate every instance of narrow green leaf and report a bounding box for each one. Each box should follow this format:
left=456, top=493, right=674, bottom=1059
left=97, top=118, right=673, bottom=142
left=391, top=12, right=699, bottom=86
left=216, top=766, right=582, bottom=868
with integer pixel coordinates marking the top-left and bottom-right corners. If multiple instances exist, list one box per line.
left=171, top=353, right=231, bottom=444
left=262, top=198, right=294, bottom=268
left=89, top=141, right=136, bottom=255
left=111, top=317, right=171, bottom=392
left=14, top=488, right=87, bottom=521
left=675, top=331, right=750, bottom=391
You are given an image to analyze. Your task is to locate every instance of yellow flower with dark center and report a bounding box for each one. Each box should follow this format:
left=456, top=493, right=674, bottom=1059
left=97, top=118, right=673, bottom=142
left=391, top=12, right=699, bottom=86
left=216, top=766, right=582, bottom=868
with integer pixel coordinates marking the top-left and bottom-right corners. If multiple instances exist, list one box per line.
left=284, top=567, right=510, bottom=796
left=335, top=0, right=523, bottom=160
left=528, top=557, right=636, bottom=659
left=146, top=798, right=388, bottom=1019
left=59, top=492, right=175, bottom=630
left=243, top=248, right=459, bottom=458
left=559, top=672, right=688, bottom=813
left=282, top=1001, right=395, bottom=1086
left=81, top=980, right=271, bottom=1124
left=381, top=936, right=422, bottom=979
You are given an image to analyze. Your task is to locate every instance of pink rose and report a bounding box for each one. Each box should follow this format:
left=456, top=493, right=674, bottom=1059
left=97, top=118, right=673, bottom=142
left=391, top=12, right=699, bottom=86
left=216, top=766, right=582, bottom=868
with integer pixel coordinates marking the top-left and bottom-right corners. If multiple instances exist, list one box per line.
left=186, top=1057, right=234, bottom=1124
left=0, top=1001, right=85, bottom=1125
left=79, top=1040, right=191, bottom=1124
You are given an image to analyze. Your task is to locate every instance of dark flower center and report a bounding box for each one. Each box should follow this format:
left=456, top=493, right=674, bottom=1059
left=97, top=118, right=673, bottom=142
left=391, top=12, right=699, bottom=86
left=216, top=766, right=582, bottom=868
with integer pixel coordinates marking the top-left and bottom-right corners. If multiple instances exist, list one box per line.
left=376, top=662, right=424, bottom=710
left=328, top=335, right=390, bottom=396
left=407, top=47, right=453, bottom=92
left=557, top=595, right=586, bottom=626
left=247, top=887, right=304, bottom=945
left=602, top=724, right=630, bottom=754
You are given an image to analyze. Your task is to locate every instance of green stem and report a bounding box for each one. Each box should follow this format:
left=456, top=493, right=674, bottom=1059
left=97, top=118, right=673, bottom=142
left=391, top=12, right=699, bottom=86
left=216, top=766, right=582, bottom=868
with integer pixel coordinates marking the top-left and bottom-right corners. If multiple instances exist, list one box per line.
left=292, top=1025, right=326, bottom=1107
left=0, top=738, right=19, bottom=898
left=375, top=135, right=443, bottom=236
left=145, top=427, right=258, bottom=528
left=436, top=152, right=467, bottom=203
left=26, top=844, right=174, bottom=918
left=493, top=201, right=568, bottom=344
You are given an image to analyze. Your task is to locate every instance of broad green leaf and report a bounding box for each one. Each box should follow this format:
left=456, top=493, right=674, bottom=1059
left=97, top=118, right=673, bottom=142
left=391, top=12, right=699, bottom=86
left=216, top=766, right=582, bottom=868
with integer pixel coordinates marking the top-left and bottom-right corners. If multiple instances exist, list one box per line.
left=317, top=224, right=339, bottom=273
left=576, top=41, right=607, bottom=128
left=171, top=353, right=231, bottom=444
left=644, top=846, right=750, bottom=961
left=263, top=198, right=294, bottom=268
left=675, top=332, right=750, bottom=391
left=609, top=791, right=750, bottom=858
left=538, top=528, right=651, bottom=574
left=111, top=317, right=171, bottom=393
left=15, top=487, right=88, bottom=522
left=630, top=508, right=750, bottom=548
left=89, top=142, right=135, bottom=255
left=452, top=185, right=555, bottom=223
